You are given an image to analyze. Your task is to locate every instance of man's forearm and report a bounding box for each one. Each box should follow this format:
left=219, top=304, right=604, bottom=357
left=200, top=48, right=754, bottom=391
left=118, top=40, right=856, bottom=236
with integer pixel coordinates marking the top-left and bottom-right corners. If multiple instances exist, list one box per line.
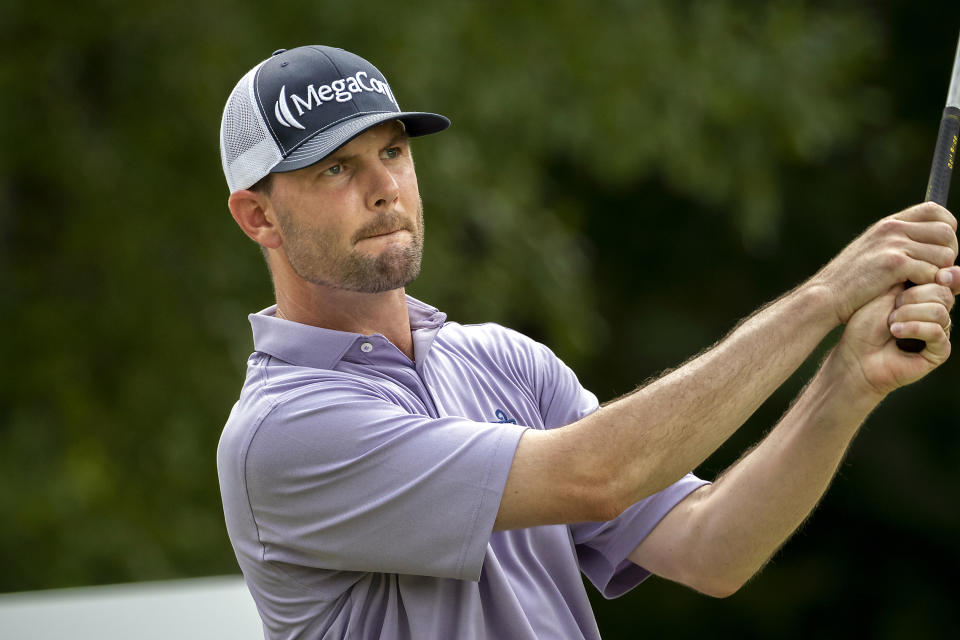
left=571, top=283, right=840, bottom=513
left=498, top=283, right=840, bottom=530
left=630, top=347, right=884, bottom=596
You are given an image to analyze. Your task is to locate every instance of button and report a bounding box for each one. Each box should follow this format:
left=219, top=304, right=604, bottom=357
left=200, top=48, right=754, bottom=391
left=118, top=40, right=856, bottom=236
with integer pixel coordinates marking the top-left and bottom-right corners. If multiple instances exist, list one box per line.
left=360, top=342, right=373, bottom=353
left=272, top=49, right=287, bottom=56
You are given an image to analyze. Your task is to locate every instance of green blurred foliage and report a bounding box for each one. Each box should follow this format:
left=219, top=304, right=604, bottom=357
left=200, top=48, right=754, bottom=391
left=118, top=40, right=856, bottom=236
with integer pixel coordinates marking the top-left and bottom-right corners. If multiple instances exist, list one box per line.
left=2, top=0, right=959, bottom=637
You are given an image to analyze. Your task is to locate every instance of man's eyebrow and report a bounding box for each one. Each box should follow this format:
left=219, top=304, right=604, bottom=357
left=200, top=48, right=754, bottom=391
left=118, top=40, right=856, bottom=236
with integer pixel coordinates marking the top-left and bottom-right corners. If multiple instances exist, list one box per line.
left=320, top=147, right=357, bottom=167
left=322, top=129, right=410, bottom=167
left=385, top=128, right=411, bottom=148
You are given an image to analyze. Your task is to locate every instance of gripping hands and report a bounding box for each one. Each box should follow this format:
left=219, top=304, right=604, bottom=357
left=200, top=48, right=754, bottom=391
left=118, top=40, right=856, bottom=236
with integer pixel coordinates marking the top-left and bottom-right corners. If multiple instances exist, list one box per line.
left=815, top=203, right=959, bottom=396
left=835, top=277, right=956, bottom=397
left=812, top=202, right=958, bottom=326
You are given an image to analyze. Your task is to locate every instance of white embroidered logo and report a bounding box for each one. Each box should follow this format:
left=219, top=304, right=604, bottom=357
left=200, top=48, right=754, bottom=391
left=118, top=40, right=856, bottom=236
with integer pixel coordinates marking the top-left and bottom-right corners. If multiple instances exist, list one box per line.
left=273, top=71, right=398, bottom=129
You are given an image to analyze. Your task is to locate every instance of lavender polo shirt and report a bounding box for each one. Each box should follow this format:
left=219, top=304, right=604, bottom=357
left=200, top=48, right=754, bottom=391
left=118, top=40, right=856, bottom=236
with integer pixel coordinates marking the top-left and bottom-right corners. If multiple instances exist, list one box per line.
left=217, top=296, right=707, bottom=639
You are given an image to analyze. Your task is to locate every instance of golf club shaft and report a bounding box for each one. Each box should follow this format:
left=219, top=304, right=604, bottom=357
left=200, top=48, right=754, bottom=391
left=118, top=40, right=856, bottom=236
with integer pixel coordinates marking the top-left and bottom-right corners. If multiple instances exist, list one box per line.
left=895, top=33, right=960, bottom=353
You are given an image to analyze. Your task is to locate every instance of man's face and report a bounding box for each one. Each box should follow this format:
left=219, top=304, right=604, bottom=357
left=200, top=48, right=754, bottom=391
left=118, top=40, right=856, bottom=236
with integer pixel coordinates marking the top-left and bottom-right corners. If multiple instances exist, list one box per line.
left=268, top=121, right=424, bottom=293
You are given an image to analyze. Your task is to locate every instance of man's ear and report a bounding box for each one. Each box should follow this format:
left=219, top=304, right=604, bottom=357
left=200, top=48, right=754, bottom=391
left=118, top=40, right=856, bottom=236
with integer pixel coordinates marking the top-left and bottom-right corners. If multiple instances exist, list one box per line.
left=227, top=189, right=283, bottom=249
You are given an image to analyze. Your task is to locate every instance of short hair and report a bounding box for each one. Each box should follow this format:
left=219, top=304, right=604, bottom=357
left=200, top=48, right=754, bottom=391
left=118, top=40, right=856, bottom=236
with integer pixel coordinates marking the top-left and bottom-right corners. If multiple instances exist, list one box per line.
left=249, top=173, right=274, bottom=197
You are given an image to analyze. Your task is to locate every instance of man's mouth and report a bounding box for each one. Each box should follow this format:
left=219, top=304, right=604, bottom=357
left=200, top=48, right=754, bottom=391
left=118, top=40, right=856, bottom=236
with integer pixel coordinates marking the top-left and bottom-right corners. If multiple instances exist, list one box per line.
left=355, top=214, right=411, bottom=243
left=366, top=229, right=403, bottom=238
left=360, top=227, right=409, bottom=240
left=358, top=228, right=409, bottom=243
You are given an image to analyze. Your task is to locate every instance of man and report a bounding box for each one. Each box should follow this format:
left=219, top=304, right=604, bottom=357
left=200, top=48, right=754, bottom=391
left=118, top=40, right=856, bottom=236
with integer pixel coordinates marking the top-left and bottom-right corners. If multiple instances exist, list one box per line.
left=217, top=45, right=959, bottom=639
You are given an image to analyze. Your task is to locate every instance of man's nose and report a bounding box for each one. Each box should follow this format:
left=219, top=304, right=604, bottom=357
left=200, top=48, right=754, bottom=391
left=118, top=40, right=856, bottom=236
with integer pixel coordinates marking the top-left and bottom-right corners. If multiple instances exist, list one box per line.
left=367, top=163, right=400, bottom=211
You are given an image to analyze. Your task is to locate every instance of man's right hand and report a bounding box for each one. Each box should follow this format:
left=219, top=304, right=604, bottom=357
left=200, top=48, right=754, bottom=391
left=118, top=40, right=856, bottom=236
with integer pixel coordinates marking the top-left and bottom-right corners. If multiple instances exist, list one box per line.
left=809, top=202, right=958, bottom=325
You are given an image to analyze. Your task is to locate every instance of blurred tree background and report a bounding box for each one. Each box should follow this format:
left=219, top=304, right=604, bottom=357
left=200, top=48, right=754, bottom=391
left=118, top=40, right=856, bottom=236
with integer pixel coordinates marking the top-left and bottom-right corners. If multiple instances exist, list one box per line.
left=2, top=0, right=959, bottom=637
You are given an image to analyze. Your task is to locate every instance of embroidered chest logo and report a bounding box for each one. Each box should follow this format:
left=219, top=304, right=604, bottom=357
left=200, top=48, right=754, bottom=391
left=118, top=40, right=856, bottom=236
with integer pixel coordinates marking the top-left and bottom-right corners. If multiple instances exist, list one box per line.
left=495, top=409, right=517, bottom=424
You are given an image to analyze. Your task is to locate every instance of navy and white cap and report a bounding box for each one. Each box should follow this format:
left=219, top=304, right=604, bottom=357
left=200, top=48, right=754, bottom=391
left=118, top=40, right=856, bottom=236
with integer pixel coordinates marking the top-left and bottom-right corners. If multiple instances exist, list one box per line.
left=220, top=45, right=450, bottom=193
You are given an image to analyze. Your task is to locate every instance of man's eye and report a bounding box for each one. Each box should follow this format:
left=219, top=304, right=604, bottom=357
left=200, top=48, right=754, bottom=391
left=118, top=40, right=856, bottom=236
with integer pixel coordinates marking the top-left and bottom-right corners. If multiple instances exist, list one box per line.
left=383, top=147, right=400, bottom=159
left=322, top=164, right=342, bottom=176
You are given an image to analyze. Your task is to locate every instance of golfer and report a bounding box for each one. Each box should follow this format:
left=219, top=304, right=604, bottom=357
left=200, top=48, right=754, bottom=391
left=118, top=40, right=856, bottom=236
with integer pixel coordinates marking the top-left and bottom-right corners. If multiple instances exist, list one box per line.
left=217, top=45, right=959, bottom=639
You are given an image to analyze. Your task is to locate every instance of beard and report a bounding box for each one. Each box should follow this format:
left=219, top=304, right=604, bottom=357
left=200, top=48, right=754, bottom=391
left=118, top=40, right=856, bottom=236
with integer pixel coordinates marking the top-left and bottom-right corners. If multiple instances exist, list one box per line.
left=277, top=201, right=425, bottom=294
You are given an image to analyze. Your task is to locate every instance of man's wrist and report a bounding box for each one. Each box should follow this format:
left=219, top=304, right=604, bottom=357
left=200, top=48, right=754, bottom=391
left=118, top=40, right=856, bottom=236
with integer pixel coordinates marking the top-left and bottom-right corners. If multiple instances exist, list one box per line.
left=789, top=280, right=845, bottom=332
left=820, top=346, right=889, bottom=408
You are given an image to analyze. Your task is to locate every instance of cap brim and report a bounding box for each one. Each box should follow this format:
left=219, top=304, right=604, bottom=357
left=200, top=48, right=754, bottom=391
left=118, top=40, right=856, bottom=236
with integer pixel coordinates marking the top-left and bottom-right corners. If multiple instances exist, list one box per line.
left=271, top=111, right=450, bottom=174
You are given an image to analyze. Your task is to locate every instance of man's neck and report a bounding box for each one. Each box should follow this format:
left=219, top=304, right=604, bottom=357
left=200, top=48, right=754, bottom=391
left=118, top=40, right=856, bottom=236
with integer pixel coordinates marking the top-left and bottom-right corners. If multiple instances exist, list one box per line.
left=276, top=284, right=415, bottom=361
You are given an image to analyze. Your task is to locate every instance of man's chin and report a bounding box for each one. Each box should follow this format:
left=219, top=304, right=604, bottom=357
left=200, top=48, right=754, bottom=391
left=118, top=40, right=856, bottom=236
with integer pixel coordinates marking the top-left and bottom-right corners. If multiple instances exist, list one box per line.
left=337, top=259, right=422, bottom=294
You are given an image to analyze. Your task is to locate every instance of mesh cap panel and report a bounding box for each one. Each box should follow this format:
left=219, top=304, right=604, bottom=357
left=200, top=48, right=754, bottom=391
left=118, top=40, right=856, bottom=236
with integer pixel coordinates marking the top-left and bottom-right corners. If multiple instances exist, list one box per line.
left=220, top=64, right=282, bottom=193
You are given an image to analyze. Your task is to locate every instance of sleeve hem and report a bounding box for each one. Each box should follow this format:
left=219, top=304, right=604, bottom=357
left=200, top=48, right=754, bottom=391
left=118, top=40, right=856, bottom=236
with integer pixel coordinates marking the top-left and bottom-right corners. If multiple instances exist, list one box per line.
left=456, top=424, right=529, bottom=581
left=578, top=474, right=711, bottom=599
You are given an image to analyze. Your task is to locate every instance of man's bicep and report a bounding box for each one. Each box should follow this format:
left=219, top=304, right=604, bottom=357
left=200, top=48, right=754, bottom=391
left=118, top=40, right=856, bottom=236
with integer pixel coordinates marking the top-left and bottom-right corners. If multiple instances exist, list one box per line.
left=244, top=390, right=524, bottom=580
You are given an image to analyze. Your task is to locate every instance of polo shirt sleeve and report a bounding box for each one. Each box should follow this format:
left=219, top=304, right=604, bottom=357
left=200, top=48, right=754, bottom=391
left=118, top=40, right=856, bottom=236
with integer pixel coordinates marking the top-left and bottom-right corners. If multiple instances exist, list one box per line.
left=242, top=379, right=526, bottom=582
left=523, top=333, right=711, bottom=597
left=571, top=474, right=709, bottom=598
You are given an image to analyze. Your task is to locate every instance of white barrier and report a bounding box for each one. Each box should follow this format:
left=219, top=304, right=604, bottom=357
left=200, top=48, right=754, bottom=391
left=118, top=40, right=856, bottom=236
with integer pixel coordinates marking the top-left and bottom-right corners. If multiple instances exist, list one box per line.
left=0, top=575, right=263, bottom=640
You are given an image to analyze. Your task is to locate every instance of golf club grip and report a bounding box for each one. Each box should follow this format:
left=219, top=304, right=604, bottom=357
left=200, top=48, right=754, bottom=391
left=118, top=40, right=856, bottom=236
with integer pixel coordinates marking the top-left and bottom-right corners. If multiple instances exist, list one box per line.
left=896, top=106, right=959, bottom=353
left=923, top=106, right=959, bottom=206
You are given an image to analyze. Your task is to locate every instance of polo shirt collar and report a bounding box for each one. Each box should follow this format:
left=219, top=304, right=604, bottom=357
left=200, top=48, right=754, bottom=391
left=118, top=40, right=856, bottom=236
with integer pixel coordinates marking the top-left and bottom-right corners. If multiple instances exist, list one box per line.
left=249, top=295, right=447, bottom=370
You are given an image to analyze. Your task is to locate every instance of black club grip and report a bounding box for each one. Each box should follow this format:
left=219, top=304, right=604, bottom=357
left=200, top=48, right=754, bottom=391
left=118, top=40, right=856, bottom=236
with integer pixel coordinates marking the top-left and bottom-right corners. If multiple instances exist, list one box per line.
left=896, top=106, right=959, bottom=353
left=924, top=106, right=960, bottom=207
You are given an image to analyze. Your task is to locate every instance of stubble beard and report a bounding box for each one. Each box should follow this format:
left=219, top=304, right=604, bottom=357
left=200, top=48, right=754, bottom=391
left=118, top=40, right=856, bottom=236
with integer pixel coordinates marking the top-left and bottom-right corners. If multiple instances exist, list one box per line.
left=279, top=200, right=425, bottom=294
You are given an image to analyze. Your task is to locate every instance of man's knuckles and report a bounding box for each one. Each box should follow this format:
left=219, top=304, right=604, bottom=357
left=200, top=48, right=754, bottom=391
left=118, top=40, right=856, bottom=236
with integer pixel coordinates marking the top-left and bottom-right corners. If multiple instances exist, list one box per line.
left=896, top=202, right=957, bottom=229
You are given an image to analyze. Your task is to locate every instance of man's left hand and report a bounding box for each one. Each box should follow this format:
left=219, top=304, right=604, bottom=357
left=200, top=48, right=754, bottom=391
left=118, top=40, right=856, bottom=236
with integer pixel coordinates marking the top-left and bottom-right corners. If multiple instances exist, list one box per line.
left=834, top=265, right=960, bottom=397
